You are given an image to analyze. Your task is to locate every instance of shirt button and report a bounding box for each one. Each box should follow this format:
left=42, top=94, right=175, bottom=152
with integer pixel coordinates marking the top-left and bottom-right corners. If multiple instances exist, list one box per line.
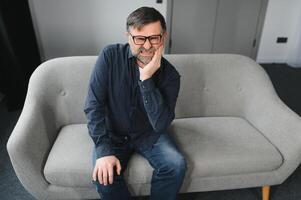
left=124, top=136, right=128, bottom=140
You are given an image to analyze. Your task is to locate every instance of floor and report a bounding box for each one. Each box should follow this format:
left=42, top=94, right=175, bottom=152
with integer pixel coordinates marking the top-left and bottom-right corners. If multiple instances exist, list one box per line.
left=1, top=63, right=301, bottom=200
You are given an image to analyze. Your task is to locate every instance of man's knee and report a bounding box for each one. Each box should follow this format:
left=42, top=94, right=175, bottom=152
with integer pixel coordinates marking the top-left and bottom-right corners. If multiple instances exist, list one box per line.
left=173, top=155, right=187, bottom=177
left=157, top=153, right=187, bottom=178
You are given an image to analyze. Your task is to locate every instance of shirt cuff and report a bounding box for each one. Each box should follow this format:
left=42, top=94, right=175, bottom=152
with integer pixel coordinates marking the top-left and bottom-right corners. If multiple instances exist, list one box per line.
left=138, top=78, right=156, bottom=93
left=95, top=143, right=115, bottom=159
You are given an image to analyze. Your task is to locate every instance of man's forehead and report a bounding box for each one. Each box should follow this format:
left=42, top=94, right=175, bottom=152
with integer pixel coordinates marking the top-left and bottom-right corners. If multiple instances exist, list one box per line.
left=129, top=21, right=162, bottom=35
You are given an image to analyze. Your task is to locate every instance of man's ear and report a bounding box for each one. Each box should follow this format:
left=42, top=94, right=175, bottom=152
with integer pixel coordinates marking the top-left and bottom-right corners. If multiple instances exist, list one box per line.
left=162, top=32, right=168, bottom=44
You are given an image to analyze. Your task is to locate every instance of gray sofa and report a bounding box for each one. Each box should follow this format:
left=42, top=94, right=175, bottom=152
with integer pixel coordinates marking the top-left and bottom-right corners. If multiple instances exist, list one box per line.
left=7, top=54, right=301, bottom=200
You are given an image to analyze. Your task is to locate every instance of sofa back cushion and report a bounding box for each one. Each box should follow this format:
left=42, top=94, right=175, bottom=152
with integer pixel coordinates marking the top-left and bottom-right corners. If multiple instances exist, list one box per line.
left=164, top=54, right=273, bottom=119
left=28, top=56, right=96, bottom=127
left=28, top=54, right=273, bottom=125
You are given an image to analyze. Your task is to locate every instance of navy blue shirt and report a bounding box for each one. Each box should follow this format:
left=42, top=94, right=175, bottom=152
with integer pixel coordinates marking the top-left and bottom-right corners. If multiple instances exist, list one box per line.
left=84, top=43, right=180, bottom=159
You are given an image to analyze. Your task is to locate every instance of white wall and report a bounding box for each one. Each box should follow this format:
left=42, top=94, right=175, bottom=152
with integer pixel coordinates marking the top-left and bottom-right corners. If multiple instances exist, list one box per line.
left=29, top=0, right=301, bottom=65
left=256, top=0, right=301, bottom=65
left=28, top=0, right=167, bottom=61
left=287, top=4, right=301, bottom=68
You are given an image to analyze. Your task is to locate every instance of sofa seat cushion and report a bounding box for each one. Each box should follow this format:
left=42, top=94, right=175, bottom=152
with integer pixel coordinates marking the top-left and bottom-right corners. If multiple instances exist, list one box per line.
left=44, top=117, right=283, bottom=187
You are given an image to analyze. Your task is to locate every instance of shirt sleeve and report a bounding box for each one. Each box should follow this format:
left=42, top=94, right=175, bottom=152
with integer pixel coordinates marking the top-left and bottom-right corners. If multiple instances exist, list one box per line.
left=138, top=69, right=180, bottom=133
left=84, top=49, right=114, bottom=159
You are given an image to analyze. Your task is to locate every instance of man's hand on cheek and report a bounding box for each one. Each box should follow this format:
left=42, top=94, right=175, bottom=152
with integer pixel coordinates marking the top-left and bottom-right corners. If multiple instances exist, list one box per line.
left=139, top=44, right=164, bottom=81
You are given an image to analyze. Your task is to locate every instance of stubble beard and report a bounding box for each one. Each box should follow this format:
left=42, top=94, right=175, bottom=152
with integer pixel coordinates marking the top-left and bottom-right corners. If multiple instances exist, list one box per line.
left=135, top=47, right=156, bottom=65
left=137, top=54, right=152, bottom=65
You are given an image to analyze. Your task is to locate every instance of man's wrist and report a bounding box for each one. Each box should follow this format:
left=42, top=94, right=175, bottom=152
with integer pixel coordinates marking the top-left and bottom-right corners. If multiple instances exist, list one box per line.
left=140, top=76, right=151, bottom=81
left=139, top=72, right=152, bottom=81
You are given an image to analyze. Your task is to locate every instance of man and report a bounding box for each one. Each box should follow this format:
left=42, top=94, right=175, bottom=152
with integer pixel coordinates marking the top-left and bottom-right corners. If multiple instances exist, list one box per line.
left=84, top=7, right=187, bottom=200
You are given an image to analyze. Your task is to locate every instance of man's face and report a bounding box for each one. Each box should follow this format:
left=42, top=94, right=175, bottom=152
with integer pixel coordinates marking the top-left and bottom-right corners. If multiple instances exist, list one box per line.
left=127, top=21, right=166, bottom=65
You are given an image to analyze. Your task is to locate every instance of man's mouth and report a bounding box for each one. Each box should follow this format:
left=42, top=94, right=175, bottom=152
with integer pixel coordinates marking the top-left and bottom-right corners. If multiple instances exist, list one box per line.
left=140, top=51, right=153, bottom=56
left=139, top=47, right=155, bottom=55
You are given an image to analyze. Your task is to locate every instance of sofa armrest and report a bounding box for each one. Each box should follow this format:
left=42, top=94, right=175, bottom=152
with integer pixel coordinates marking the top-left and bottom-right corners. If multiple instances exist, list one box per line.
left=7, top=95, right=58, bottom=199
left=245, top=87, right=301, bottom=182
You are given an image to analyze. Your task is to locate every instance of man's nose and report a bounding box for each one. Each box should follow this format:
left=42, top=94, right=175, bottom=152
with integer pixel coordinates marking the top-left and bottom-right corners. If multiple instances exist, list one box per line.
left=143, top=38, right=152, bottom=50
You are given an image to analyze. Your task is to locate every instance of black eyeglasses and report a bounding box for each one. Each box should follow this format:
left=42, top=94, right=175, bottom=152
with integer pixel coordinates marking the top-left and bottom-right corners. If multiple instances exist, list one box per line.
left=129, top=32, right=162, bottom=45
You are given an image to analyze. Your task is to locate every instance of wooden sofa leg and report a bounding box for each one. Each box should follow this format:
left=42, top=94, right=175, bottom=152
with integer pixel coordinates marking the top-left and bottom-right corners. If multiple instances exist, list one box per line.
left=262, top=185, right=270, bottom=200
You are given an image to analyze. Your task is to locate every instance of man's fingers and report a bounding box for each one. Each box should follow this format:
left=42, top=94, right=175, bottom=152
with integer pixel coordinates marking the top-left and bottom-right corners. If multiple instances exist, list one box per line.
left=97, top=167, right=103, bottom=185
left=92, top=166, right=97, bottom=181
left=102, top=168, right=108, bottom=186
left=157, top=44, right=164, bottom=54
left=155, top=45, right=163, bottom=58
left=155, top=45, right=163, bottom=62
left=108, top=166, right=114, bottom=184
left=116, top=160, right=122, bottom=175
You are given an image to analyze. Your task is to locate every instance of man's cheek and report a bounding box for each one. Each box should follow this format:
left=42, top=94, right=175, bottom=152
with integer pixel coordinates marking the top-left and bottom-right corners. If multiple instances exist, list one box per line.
left=132, top=48, right=140, bottom=56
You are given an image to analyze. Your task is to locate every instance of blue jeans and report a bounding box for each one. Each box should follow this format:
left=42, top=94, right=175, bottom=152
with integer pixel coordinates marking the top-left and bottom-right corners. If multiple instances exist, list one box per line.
left=92, top=132, right=187, bottom=200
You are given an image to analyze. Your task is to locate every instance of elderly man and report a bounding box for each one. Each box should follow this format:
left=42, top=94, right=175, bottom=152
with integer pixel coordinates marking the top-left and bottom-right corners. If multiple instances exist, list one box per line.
left=84, top=6, right=187, bottom=200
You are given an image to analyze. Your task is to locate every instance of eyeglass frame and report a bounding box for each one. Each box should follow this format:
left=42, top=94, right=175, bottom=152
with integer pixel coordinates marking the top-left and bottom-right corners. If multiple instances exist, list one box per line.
left=128, top=32, right=163, bottom=45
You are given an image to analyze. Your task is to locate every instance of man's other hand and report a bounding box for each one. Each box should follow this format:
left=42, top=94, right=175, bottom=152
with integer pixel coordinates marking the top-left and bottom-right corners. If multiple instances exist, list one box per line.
left=92, top=155, right=121, bottom=186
